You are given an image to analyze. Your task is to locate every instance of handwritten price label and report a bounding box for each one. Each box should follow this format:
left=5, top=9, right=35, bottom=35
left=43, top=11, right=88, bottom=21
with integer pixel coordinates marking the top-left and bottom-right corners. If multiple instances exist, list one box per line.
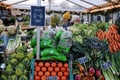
left=101, top=61, right=112, bottom=70
left=78, top=56, right=89, bottom=64
left=47, top=76, right=58, bottom=80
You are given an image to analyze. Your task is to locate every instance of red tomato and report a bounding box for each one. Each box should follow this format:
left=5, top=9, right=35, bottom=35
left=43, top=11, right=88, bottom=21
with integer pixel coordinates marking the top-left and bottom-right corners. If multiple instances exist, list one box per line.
left=55, top=67, right=60, bottom=72
left=41, top=76, right=47, bottom=80
left=51, top=71, right=57, bottom=76
left=35, top=66, right=40, bottom=72
left=34, top=71, right=37, bottom=76
left=58, top=63, right=63, bottom=68
left=64, top=72, right=69, bottom=76
left=38, top=62, right=44, bottom=67
left=45, top=62, right=50, bottom=67
left=64, top=63, right=68, bottom=68
left=34, top=62, right=37, bottom=66
left=38, top=71, right=43, bottom=76
left=61, top=67, right=66, bottom=72
left=34, top=76, right=40, bottom=80
left=48, top=67, right=53, bottom=72
left=51, top=62, right=57, bottom=67
left=58, top=72, right=63, bottom=77
left=41, top=67, right=47, bottom=72
left=61, top=76, right=67, bottom=80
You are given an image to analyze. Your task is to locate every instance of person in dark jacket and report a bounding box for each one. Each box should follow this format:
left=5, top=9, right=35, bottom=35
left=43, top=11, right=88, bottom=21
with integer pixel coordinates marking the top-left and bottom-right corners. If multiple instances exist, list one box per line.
left=62, top=12, right=72, bottom=30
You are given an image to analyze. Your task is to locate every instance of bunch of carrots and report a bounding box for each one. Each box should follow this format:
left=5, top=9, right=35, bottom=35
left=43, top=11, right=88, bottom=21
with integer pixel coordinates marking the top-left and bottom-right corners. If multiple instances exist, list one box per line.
left=96, top=24, right=120, bottom=53
left=34, top=61, right=69, bottom=80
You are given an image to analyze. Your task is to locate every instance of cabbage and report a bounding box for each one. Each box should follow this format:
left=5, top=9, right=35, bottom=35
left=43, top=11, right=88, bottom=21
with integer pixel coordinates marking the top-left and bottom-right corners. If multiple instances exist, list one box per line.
left=7, top=26, right=17, bottom=35
left=0, top=25, right=5, bottom=33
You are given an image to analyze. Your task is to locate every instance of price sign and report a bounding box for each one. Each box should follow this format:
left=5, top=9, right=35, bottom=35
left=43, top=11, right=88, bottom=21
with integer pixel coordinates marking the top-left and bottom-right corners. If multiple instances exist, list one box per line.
left=21, top=36, right=30, bottom=41
left=101, top=61, right=112, bottom=70
left=78, top=56, right=89, bottom=64
left=47, top=76, right=58, bottom=80
left=31, top=6, right=45, bottom=26
left=0, top=43, right=5, bottom=52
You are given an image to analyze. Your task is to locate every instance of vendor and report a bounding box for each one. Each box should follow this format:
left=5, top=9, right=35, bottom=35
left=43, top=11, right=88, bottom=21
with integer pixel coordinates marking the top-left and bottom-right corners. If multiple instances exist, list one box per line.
left=62, top=11, right=72, bottom=30
left=71, top=15, right=80, bottom=25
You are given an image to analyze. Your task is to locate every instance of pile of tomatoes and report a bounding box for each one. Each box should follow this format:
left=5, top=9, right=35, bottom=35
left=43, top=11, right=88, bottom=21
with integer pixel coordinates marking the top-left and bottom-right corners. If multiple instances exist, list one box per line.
left=34, top=61, right=69, bottom=80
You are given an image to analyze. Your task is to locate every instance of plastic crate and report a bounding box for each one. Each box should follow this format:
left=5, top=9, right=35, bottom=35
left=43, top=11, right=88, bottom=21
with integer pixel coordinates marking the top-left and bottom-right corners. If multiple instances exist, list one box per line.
left=29, top=59, right=74, bottom=80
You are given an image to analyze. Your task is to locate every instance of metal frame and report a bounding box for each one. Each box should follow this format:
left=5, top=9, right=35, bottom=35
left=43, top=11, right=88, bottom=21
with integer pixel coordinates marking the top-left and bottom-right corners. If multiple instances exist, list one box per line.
left=11, top=0, right=29, bottom=5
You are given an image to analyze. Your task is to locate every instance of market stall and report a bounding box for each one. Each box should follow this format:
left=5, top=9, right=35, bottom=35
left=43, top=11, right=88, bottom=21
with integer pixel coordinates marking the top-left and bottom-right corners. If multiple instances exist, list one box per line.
left=0, top=0, right=120, bottom=80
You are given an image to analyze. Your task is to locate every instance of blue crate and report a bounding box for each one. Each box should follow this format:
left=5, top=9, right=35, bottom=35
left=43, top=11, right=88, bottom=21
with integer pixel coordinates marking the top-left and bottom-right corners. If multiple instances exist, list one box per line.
left=29, top=59, right=74, bottom=80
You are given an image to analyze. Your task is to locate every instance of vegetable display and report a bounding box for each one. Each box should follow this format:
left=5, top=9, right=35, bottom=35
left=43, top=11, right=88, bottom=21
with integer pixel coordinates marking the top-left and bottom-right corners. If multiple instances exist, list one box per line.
left=1, top=41, right=34, bottom=80
left=34, top=61, right=69, bottom=80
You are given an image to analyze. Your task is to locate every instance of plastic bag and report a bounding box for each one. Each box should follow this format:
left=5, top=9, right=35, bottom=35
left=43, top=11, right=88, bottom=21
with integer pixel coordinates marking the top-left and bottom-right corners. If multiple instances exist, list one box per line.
left=30, top=39, right=36, bottom=47
left=40, top=39, right=53, bottom=48
left=41, top=29, right=56, bottom=40
left=60, top=31, right=73, bottom=39
left=41, top=48, right=59, bottom=57
left=41, top=54, right=67, bottom=61
left=57, top=38, right=72, bottom=53
left=55, top=28, right=64, bottom=39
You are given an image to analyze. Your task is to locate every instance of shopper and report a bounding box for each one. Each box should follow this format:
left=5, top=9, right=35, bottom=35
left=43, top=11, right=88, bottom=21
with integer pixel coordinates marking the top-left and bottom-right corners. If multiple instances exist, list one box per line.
left=71, top=15, right=80, bottom=25
left=62, top=11, right=72, bottom=30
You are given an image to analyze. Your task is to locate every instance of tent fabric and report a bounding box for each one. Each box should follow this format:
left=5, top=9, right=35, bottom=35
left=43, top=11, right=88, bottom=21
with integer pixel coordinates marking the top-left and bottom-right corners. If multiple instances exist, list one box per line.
left=0, top=0, right=119, bottom=12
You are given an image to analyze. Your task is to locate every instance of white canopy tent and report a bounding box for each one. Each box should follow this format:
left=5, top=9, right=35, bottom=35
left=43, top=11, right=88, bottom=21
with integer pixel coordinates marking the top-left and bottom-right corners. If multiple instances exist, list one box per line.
left=0, top=0, right=115, bottom=12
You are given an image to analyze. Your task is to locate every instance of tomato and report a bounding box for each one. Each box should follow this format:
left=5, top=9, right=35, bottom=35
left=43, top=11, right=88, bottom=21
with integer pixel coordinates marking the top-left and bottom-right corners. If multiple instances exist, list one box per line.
left=45, top=71, right=50, bottom=76
left=61, top=67, right=66, bottom=72
left=67, top=68, right=69, bottom=72
left=38, top=62, right=44, bottom=67
left=51, top=71, right=57, bottom=76
left=58, top=72, right=63, bottom=77
left=34, top=76, right=40, bottom=80
left=41, top=76, right=47, bottom=80
left=41, top=67, right=47, bottom=72
left=35, top=66, right=40, bottom=72
left=48, top=67, right=53, bottom=72
left=34, top=62, right=37, bottom=67
left=64, top=72, right=69, bottom=76
left=34, top=71, right=37, bottom=76
left=58, top=63, right=63, bottom=68
left=45, top=62, right=50, bottom=67
left=55, top=67, right=60, bottom=72
left=51, top=62, right=57, bottom=67
left=38, top=71, right=43, bottom=76
left=64, top=63, right=68, bottom=68
left=61, top=76, right=67, bottom=80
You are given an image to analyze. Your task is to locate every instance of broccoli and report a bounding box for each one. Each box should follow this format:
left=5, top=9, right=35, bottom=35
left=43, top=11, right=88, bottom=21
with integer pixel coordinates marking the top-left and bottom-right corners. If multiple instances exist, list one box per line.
left=16, top=53, right=24, bottom=59
left=10, top=59, right=17, bottom=64
left=16, top=63, right=25, bottom=70
left=10, top=53, right=16, bottom=58
left=15, top=69, right=23, bottom=76
left=19, top=75, right=28, bottom=80
left=1, top=74, right=8, bottom=80
left=23, top=57, right=29, bottom=65
left=11, top=75, right=17, bottom=80
left=26, top=53, right=34, bottom=59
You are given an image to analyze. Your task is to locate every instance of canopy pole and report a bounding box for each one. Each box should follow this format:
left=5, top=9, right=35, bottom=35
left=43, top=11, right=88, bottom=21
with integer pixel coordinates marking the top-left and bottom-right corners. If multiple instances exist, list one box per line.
left=36, top=0, right=41, bottom=60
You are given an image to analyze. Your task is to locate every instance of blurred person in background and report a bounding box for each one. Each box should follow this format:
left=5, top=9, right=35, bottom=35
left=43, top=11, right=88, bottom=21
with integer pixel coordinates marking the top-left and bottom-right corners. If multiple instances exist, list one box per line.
left=62, top=11, right=72, bottom=30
